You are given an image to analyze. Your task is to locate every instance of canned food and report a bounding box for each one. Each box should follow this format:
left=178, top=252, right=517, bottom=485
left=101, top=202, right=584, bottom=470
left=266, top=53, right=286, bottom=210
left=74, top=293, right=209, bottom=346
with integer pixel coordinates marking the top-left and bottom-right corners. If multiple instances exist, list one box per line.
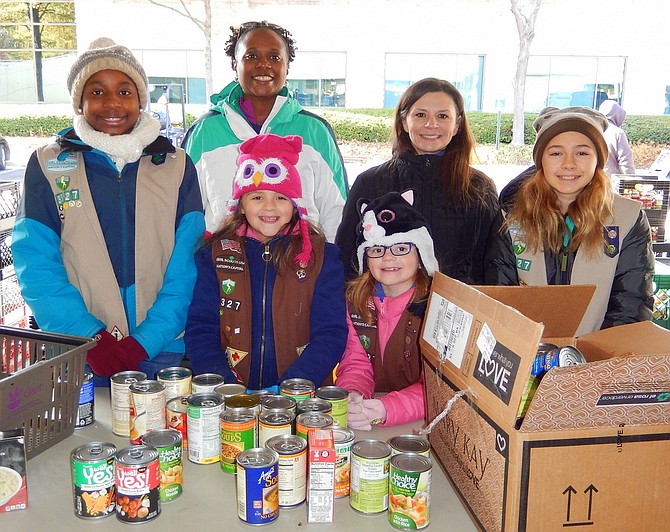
left=260, top=394, right=297, bottom=413
left=265, top=435, right=307, bottom=507
left=295, top=412, right=333, bottom=440
left=389, top=453, right=432, bottom=530
left=111, top=371, right=147, bottom=437
left=75, top=371, right=95, bottom=428
left=141, top=429, right=183, bottom=502
left=316, top=386, right=348, bottom=428
left=280, top=378, right=315, bottom=403
left=187, top=392, right=224, bottom=464
left=191, top=373, right=225, bottom=393
left=531, top=346, right=586, bottom=377
left=349, top=439, right=392, bottom=514
left=220, top=408, right=257, bottom=474
left=114, top=445, right=161, bottom=523
left=332, top=427, right=355, bottom=498
left=258, top=408, right=295, bottom=448
left=388, top=435, right=430, bottom=456
left=213, top=382, right=247, bottom=399
left=129, top=380, right=167, bottom=444
left=166, top=395, right=189, bottom=450
left=236, top=448, right=280, bottom=525
left=156, top=367, right=192, bottom=401
left=71, top=442, right=116, bottom=519
left=225, top=393, right=261, bottom=414
left=296, top=398, right=332, bottom=417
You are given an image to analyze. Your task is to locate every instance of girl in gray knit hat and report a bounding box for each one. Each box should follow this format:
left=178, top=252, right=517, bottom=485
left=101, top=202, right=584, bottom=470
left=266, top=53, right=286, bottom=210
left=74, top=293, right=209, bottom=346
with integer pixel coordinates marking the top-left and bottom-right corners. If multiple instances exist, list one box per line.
left=503, top=107, right=653, bottom=335
left=12, top=37, right=205, bottom=384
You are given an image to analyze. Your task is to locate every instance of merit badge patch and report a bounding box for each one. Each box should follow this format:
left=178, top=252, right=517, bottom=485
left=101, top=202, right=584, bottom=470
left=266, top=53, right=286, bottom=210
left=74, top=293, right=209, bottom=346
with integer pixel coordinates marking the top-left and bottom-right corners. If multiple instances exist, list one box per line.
left=55, top=175, right=70, bottom=190
left=512, top=238, right=526, bottom=255
left=220, top=239, right=242, bottom=254
left=358, top=335, right=371, bottom=350
left=516, top=257, right=532, bottom=271
left=604, top=226, right=620, bottom=258
left=221, top=279, right=236, bottom=295
left=226, top=347, right=248, bottom=368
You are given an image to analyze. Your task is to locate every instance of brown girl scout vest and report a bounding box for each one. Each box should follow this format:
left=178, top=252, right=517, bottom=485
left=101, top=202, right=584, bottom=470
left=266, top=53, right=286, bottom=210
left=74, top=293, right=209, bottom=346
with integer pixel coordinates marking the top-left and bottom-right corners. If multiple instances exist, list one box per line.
left=214, top=235, right=325, bottom=384
left=38, top=144, right=184, bottom=337
left=513, top=194, right=640, bottom=335
left=350, top=300, right=423, bottom=393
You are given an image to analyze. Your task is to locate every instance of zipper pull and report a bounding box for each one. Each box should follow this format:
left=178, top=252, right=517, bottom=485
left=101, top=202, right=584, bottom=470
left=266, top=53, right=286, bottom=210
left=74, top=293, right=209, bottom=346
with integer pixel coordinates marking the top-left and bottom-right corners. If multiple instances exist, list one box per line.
left=262, top=244, right=272, bottom=262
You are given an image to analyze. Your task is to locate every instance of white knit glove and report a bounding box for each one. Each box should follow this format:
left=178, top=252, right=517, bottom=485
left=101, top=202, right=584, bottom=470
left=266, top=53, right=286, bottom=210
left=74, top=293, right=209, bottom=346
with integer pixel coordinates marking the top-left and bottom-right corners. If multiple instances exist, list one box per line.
left=347, top=391, right=386, bottom=431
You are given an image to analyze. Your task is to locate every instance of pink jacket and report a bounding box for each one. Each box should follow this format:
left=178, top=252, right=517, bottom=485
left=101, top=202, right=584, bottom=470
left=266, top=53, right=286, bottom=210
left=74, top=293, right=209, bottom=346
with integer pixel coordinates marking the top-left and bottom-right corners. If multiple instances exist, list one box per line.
left=335, top=287, right=425, bottom=426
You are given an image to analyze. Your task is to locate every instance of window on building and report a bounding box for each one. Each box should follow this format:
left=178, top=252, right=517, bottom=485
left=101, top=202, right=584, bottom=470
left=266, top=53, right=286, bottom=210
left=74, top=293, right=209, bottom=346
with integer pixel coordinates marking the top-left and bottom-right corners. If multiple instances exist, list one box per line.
left=286, top=51, right=346, bottom=107
left=135, top=49, right=206, bottom=106
left=525, top=55, right=627, bottom=112
left=0, top=0, right=76, bottom=103
left=384, top=53, right=485, bottom=111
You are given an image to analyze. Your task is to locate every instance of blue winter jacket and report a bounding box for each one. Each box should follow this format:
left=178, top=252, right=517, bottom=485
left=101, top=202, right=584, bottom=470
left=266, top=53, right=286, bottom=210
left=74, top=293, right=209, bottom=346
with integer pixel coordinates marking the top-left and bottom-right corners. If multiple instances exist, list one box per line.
left=12, top=128, right=205, bottom=357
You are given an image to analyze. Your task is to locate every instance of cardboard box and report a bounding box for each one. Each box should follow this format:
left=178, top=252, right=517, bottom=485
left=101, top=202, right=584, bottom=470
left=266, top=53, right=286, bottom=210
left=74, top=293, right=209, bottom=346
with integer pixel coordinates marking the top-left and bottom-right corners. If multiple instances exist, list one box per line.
left=421, top=273, right=670, bottom=532
left=307, top=429, right=335, bottom=523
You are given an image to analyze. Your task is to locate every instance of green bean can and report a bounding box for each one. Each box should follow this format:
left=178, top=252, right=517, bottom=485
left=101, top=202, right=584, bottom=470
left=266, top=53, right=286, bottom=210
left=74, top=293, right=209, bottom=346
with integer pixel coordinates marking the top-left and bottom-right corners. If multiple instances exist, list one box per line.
left=349, top=439, right=391, bottom=514
left=389, top=453, right=432, bottom=530
left=316, top=386, right=348, bottom=427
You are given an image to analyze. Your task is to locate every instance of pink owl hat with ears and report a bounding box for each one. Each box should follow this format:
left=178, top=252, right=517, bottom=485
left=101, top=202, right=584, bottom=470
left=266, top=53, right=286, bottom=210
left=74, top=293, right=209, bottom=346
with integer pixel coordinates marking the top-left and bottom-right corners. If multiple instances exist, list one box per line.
left=229, top=133, right=313, bottom=267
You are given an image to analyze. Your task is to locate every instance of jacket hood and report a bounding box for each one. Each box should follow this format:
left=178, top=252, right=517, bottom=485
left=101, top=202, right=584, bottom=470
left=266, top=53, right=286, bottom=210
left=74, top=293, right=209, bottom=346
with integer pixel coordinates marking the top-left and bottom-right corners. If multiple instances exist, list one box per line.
left=599, top=100, right=626, bottom=127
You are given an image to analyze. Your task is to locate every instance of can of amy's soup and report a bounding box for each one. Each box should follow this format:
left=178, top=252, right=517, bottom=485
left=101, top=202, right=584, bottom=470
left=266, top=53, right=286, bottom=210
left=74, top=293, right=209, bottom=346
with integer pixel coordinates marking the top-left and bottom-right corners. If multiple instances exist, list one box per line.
left=156, top=367, right=192, bottom=401
left=265, top=434, right=307, bottom=507
left=114, top=445, right=161, bottom=523
left=236, top=448, right=280, bottom=525
left=129, top=380, right=167, bottom=444
left=280, top=378, right=315, bottom=403
left=333, top=427, right=355, bottom=498
left=389, top=453, right=432, bottom=530
left=349, top=439, right=392, bottom=514
left=141, top=429, right=183, bottom=502
left=187, top=392, right=224, bottom=464
left=111, top=371, right=147, bottom=437
left=220, top=408, right=257, bottom=474
left=316, top=386, right=348, bottom=428
left=71, top=442, right=116, bottom=519
left=75, top=371, right=95, bottom=428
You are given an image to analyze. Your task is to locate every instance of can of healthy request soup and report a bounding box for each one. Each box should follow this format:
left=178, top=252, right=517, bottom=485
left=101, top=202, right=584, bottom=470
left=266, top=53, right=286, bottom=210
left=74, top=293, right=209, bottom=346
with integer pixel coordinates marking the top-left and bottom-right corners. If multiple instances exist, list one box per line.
left=332, top=427, right=355, bottom=498
left=156, top=367, right=192, bottom=401
left=220, top=408, right=257, bottom=474
left=349, top=439, right=392, bottom=514
left=265, top=434, right=307, bottom=507
left=316, top=386, right=348, bottom=428
left=388, top=453, right=432, bottom=530
left=111, top=371, right=147, bottom=437
left=141, top=429, right=183, bottom=502
left=236, top=448, right=280, bottom=525
left=71, top=442, right=116, bottom=519
left=114, top=445, right=161, bottom=523
left=187, top=392, right=224, bottom=464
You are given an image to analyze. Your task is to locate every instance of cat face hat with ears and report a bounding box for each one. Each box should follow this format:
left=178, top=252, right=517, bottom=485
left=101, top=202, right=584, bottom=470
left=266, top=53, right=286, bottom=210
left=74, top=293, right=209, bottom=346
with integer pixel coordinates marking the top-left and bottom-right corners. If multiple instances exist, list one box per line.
left=355, top=189, right=439, bottom=276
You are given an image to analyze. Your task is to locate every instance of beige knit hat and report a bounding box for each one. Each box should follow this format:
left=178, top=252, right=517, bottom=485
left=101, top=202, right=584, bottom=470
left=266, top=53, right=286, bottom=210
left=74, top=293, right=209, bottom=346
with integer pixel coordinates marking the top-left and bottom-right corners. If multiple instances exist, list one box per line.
left=67, top=37, right=148, bottom=113
left=532, top=106, right=609, bottom=171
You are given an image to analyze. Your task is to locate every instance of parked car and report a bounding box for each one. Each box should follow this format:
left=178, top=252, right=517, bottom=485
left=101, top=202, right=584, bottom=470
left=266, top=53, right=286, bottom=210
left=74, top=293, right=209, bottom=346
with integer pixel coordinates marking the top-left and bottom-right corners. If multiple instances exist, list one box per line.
left=0, top=136, right=10, bottom=171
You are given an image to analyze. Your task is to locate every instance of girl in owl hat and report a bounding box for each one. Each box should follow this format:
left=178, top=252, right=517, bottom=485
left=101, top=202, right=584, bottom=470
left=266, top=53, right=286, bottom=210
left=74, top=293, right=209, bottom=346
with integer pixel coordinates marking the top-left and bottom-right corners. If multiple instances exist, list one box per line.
left=12, top=37, right=205, bottom=384
left=185, top=133, right=347, bottom=390
left=335, top=189, right=438, bottom=429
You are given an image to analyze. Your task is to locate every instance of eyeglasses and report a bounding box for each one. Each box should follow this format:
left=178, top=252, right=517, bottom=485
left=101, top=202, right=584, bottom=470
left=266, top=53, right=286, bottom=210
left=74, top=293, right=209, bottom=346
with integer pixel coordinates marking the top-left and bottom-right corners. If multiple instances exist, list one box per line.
left=364, top=243, right=414, bottom=259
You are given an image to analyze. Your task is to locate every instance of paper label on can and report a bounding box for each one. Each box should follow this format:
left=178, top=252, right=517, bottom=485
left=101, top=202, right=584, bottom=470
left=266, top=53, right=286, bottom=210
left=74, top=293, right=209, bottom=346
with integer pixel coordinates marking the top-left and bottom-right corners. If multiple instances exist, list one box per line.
left=349, top=454, right=389, bottom=513
left=115, top=461, right=160, bottom=522
left=237, top=463, right=279, bottom=524
left=156, top=444, right=183, bottom=501
left=72, top=458, right=115, bottom=518
left=389, top=466, right=431, bottom=529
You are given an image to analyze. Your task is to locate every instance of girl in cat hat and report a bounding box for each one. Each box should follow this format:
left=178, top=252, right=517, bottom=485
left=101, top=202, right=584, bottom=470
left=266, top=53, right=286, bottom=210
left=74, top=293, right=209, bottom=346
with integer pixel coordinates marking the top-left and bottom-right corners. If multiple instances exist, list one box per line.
left=336, top=189, right=438, bottom=429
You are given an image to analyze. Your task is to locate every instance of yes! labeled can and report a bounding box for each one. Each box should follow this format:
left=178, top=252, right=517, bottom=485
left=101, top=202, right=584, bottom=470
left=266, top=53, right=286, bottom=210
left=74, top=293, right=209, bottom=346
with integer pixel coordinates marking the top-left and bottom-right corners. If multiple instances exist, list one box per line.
left=71, top=442, right=116, bottom=519
left=114, top=445, right=161, bottom=523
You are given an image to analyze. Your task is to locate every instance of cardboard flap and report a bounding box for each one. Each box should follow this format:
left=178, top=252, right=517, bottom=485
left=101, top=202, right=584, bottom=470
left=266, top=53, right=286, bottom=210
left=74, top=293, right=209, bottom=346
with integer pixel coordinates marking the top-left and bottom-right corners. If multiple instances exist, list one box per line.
left=475, top=284, right=595, bottom=339
left=577, top=321, right=670, bottom=361
left=522, top=354, right=670, bottom=432
left=421, top=274, right=543, bottom=428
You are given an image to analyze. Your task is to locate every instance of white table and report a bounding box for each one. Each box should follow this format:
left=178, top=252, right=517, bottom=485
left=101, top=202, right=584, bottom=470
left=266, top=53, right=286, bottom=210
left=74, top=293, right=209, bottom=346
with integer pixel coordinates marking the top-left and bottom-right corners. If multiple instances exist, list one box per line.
left=3, top=388, right=477, bottom=530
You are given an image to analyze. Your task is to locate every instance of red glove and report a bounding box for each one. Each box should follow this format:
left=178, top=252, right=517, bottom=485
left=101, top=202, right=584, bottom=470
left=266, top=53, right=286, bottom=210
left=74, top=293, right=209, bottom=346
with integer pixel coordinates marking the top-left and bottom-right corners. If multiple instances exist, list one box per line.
left=117, top=335, right=148, bottom=372
left=86, top=330, right=128, bottom=377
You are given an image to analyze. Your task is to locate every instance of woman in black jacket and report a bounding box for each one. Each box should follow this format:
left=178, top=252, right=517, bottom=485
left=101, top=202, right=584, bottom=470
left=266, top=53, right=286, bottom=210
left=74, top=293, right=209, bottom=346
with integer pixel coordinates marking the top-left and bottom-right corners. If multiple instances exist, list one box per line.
left=335, top=77, right=518, bottom=285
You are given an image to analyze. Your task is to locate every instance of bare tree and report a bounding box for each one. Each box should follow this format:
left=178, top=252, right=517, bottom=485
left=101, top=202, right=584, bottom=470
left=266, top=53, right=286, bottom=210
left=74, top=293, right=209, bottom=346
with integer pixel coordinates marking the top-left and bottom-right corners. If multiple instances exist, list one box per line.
left=510, top=0, right=542, bottom=145
left=148, top=0, right=213, bottom=98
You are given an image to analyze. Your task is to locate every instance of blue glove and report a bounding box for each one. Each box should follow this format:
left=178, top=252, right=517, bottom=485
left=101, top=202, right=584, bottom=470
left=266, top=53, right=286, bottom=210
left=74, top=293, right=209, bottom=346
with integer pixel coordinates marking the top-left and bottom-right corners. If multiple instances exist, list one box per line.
left=262, top=385, right=280, bottom=394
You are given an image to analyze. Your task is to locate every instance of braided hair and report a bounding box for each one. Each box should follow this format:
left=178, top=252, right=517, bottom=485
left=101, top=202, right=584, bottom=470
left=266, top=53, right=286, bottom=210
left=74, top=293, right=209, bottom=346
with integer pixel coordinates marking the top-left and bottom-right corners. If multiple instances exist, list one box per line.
left=224, top=21, right=297, bottom=69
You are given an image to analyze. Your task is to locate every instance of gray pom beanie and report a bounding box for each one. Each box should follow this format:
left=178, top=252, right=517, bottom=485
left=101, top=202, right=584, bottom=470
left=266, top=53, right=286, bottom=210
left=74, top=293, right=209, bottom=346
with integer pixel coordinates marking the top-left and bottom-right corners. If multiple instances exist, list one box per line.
left=67, top=37, right=148, bottom=113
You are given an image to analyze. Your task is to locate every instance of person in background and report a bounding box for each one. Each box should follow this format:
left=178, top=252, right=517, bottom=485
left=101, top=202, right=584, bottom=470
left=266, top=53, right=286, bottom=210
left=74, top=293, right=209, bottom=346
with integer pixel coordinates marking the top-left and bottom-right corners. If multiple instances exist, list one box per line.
left=183, top=20, right=347, bottom=241
left=336, top=190, right=438, bottom=429
left=599, top=99, right=636, bottom=175
left=335, top=77, right=517, bottom=285
left=12, top=37, right=205, bottom=384
left=504, top=107, right=653, bottom=335
left=184, top=134, right=347, bottom=390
